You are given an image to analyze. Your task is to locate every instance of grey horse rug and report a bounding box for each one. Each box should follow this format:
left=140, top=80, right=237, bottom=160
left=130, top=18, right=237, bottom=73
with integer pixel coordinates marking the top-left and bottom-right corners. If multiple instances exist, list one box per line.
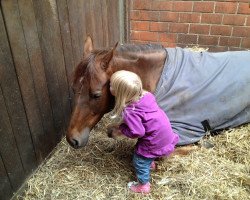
left=154, top=47, right=250, bottom=145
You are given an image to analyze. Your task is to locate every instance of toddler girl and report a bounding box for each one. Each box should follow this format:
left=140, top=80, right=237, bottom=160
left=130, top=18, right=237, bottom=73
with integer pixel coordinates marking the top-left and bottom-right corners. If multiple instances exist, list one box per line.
left=109, top=70, right=179, bottom=194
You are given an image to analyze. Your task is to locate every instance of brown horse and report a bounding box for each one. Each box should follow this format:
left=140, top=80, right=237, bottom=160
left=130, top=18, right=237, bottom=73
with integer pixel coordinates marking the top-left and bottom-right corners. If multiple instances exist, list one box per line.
left=67, top=36, right=250, bottom=149
left=67, top=36, right=167, bottom=148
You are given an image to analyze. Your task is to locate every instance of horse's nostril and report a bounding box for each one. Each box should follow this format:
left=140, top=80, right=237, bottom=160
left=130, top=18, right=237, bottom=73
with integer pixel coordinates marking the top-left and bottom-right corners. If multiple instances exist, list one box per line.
left=66, top=136, right=80, bottom=149
left=66, top=127, right=90, bottom=148
left=72, top=139, right=79, bottom=148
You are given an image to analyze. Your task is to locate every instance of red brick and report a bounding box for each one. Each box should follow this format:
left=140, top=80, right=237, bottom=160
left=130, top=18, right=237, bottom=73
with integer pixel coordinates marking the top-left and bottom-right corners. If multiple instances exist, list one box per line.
left=223, top=15, right=246, bottom=26
left=130, top=10, right=140, bottom=20
left=132, top=0, right=151, bottom=10
left=179, top=13, right=201, bottom=23
left=226, top=0, right=249, bottom=2
left=228, top=47, right=243, bottom=51
left=178, top=34, right=198, bottom=44
left=160, top=12, right=179, bottom=22
left=167, top=43, right=177, bottom=48
left=169, top=23, right=189, bottom=33
left=236, top=0, right=250, bottom=2
left=201, top=13, right=223, bottom=24
left=237, top=3, right=250, bottom=14
left=219, top=37, right=241, bottom=47
left=150, top=22, right=169, bottom=32
left=173, top=1, right=193, bottom=12
left=193, top=2, right=214, bottom=13
left=130, top=11, right=159, bottom=21
left=140, top=11, right=159, bottom=21
left=241, top=38, right=250, bottom=48
left=247, top=16, right=250, bottom=26
left=190, top=24, right=210, bottom=35
left=215, top=2, right=237, bottom=14
left=140, top=31, right=158, bottom=41
left=131, top=40, right=148, bottom=45
left=232, top=26, right=250, bottom=37
left=175, top=43, right=186, bottom=48
left=199, top=35, right=219, bottom=46
left=130, top=31, right=140, bottom=40
left=209, top=46, right=229, bottom=52
left=159, top=33, right=177, bottom=43
left=131, top=21, right=149, bottom=31
left=210, top=25, right=232, bottom=36
left=151, top=1, right=172, bottom=11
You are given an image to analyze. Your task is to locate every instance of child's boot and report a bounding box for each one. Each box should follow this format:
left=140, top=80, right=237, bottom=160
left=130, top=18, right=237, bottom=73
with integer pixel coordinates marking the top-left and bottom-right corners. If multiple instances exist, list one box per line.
left=127, top=181, right=150, bottom=194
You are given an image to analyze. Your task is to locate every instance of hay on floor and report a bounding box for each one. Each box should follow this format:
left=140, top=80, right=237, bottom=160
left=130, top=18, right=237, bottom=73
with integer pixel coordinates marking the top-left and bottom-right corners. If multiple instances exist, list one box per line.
left=16, top=113, right=250, bottom=200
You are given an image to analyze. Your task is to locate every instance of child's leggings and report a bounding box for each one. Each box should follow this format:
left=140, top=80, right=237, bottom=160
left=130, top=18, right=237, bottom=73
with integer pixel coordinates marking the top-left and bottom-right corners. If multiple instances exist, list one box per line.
left=133, top=153, right=154, bottom=184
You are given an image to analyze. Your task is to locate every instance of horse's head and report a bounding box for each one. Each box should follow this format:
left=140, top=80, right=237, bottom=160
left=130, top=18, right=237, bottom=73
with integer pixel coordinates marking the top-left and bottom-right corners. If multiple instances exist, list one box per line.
left=66, top=37, right=116, bottom=148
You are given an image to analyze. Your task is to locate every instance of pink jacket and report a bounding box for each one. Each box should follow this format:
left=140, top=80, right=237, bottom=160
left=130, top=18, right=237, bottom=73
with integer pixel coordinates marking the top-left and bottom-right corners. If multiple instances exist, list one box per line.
left=119, top=93, right=179, bottom=158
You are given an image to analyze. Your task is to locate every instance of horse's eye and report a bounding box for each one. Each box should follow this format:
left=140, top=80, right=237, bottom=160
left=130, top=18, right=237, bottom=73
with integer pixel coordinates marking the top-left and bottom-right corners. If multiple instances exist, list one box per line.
left=90, top=92, right=102, bottom=99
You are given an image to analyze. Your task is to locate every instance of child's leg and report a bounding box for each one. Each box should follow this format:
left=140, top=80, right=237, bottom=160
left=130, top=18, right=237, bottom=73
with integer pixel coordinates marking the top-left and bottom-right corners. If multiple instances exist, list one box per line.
left=127, top=153, right=154, bottom=193
left=133, top=153, right=154, bottom=184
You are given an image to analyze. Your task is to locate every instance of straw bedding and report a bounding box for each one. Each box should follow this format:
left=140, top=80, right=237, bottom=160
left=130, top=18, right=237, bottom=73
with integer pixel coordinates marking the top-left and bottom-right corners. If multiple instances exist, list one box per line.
left=16, top=113, right=250, bottom=200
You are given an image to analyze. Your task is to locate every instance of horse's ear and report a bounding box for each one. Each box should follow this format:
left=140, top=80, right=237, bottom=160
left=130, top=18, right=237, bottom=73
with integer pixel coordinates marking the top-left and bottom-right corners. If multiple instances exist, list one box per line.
left=113, top=42, right=119, bottom=50
left=84, top=36, right=93, bottom=55
left=102, top=42, right=119, bottom=70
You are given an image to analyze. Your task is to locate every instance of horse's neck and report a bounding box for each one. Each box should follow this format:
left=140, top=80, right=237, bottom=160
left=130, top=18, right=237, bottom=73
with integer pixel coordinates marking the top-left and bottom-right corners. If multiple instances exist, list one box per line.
left=111, top=50, right=167, bottom=92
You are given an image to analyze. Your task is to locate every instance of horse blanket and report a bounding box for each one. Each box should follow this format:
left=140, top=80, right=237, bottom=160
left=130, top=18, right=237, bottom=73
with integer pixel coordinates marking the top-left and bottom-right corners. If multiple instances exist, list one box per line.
left=154, top=47, right=250, bottom=145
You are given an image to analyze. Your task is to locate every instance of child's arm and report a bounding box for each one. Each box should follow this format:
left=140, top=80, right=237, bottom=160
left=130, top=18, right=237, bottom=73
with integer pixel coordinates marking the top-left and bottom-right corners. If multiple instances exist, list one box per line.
left=119, top=111, right=145, bottom=138
left=107, top=123, right=123, bottom=139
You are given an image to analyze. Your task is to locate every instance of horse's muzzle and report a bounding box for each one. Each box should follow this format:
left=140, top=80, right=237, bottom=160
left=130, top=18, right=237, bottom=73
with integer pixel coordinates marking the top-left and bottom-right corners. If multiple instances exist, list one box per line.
left=66, top=127, right=90, bottom=149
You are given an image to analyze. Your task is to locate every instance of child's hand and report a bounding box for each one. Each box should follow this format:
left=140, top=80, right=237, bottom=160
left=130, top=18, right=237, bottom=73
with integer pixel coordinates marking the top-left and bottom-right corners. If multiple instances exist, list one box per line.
left=107, top=124, right=123, bottom=139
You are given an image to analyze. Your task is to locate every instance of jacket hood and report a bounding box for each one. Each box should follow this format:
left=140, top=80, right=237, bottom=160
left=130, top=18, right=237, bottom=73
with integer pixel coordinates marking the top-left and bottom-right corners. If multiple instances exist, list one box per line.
left=126, top=92, right=158, bottom=113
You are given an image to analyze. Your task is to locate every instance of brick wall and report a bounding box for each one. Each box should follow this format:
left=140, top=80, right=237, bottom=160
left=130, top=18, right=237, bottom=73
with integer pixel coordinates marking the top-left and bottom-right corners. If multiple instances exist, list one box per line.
left=129, top=0, right=250, bottom=51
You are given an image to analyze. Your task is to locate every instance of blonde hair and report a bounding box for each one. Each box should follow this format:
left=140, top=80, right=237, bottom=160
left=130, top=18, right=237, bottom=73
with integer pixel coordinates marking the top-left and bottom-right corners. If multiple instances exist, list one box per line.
left=110, top=70, right=143, bottom=118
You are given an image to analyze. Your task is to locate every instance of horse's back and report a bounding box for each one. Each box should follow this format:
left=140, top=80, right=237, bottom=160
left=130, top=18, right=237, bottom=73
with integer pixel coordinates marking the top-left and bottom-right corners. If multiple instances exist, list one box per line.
left=155, top=47, right=250, bottom=145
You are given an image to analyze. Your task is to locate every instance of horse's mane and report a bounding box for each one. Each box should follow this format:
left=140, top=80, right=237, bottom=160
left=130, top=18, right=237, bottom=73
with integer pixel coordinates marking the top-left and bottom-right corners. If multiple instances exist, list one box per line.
left=117, top=43, right=164, bottom=54
left=72, top=43, right=164, bottom=86
left=116, top=43, right=164, bottom=58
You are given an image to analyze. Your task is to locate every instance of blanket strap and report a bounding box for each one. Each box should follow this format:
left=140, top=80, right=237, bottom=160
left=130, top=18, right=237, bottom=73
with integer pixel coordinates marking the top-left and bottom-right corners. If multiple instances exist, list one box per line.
left=201, top=119, right=211, bottom=132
